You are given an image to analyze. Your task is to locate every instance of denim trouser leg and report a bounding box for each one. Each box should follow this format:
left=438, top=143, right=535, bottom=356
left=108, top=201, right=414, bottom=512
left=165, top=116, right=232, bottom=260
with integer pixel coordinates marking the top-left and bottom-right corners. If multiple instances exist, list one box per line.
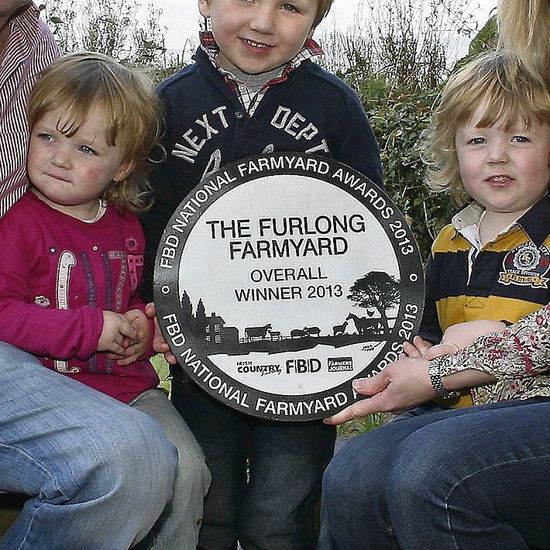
left=0, top=343, right=178, bottom=550
left=172, top=379, right=336, bottom=550
left=131, top=389, right=211, bottom=550
left=320, top=399, right=550, bottom=550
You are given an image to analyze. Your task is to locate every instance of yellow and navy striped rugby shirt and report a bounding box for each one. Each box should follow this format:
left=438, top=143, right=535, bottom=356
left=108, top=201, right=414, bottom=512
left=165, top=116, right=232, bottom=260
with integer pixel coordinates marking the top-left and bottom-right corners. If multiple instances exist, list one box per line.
left=420, top=196, right=550, bottom=406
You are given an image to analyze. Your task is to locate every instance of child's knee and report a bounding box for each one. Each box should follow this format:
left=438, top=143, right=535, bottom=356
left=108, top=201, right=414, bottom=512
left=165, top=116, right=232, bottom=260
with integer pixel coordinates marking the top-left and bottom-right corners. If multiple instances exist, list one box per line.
left=175, top=445, right=211, bottom=495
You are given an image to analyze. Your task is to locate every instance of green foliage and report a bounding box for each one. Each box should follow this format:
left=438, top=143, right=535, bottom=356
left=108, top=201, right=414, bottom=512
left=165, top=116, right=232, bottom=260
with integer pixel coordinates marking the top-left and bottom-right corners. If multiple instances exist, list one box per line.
left=319, top=0, right=480, bottom=91
left=363, top=86, right=456, bottom=260
left=468, top=14, right=498, bottom=56
left=43, top=0, right=187, bottom=78
left=150, top=353, right=171, bottom=395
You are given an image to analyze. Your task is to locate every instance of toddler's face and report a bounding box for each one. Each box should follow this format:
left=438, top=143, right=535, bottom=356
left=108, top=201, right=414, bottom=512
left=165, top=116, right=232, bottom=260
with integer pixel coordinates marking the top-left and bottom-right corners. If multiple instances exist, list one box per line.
left=27, top=105, right=132, bottom=220
left=455, top=103, right=550, bottom=217
left=199, top=0, right=317, bottom=74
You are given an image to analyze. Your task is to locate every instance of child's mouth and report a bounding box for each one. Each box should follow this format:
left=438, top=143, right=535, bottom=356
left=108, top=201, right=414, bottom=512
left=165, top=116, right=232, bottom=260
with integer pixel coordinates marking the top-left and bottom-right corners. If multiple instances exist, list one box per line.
left=242, top=38, right=271, bottom=49
left=487, top=175, right=512, bottom=184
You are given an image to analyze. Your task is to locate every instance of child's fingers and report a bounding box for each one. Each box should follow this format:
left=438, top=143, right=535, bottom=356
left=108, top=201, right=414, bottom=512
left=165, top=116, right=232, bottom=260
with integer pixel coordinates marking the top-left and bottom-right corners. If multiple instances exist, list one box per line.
left=118, top=320, right=137, bottom=341
left=402, top=340, right=421, bottom=357
left=412, top=335, right=432, bottom=356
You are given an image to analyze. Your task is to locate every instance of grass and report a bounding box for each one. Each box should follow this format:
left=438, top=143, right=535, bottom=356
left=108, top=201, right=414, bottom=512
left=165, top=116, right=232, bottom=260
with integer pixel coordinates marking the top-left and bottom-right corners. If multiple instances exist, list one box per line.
left=150, top=353, right=172, bottom=396
left=336, top=413, right=390, bottom=439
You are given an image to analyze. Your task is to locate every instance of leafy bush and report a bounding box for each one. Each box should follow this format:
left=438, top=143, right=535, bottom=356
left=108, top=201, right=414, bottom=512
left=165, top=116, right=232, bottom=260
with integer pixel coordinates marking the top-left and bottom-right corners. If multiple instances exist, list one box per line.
left=364, top=86, right=455, bottom=261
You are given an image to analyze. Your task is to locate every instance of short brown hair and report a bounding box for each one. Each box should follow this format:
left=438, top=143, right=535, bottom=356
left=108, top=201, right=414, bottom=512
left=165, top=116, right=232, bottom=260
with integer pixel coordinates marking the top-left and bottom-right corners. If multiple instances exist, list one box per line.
left=28, top=52, right=163, bottom=213
left=313, top=0, right=334, bottom=28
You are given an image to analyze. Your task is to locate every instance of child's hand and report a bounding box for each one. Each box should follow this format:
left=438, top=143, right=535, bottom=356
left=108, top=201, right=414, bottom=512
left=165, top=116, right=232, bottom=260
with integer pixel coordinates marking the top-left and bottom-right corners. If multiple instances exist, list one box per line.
left=439, top=320, right=507, bottom=350
left=406, top=321, right=508, bottom=361
left=402, top=335, right=459, bottom=360
left=116, top=309, right=152, bottom=366
left=99, top=311, right=137, bottom=356
left=401, top=335, right=433, bottom=358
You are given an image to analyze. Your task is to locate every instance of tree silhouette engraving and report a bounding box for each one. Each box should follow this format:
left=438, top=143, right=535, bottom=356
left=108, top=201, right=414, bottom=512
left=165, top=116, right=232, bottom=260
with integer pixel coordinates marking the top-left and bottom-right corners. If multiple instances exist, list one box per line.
left=347, top=271, right=401, bottom=335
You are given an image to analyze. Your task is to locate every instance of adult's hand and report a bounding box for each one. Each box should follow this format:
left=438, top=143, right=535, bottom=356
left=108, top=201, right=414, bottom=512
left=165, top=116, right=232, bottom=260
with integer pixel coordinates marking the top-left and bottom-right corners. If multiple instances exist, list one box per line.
left=145, top=302, right=177, bottom=365
left=324, top=356, right=437, bottom=425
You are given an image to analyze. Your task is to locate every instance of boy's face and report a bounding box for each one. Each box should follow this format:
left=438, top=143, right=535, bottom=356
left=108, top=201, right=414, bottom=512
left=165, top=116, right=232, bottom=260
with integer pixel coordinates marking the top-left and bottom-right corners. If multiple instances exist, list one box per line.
left=199, top=0, right=317, bottom=74
left=455, top=103, right=550, bottom=217
left=27, top=105, right=133, bottom=220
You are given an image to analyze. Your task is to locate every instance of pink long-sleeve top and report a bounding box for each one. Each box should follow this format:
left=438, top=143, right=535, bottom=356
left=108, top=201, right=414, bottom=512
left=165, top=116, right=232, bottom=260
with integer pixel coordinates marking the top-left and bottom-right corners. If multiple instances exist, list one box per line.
left=0, top=191, right=159, bottom=403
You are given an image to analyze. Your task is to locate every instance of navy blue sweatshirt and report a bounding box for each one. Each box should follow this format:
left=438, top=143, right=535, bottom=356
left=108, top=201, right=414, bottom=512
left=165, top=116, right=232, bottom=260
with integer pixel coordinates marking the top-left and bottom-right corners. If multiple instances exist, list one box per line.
left=141, top=47, right=383, bottom=299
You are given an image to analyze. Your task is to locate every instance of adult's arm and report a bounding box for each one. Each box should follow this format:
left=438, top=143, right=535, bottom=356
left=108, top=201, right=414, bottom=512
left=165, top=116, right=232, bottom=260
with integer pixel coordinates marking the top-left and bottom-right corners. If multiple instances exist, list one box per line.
left=325, top=306, right=550, bottom=424
left=324, top=356, right=495, bottom=424
left=433, top=305, right=550, bottom=379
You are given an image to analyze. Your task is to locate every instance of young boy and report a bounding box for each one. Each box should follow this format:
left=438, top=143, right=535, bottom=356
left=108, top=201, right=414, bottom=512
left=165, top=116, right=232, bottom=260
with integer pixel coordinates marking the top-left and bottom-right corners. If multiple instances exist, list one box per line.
left=408, top=49, right=550, bottom=406
left=140, top=0, right=383, bottom=547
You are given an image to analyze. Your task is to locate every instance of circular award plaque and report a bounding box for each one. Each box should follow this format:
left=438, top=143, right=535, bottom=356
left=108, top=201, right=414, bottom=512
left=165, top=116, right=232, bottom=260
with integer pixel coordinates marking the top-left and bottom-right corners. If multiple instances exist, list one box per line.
left=154, top=153, right=424, bottom=421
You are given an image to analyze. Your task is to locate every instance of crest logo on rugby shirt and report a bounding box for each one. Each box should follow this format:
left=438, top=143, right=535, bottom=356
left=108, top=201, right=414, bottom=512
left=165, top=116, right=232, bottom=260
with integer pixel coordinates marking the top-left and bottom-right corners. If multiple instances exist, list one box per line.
left=499, top=243, right=550, bottom=288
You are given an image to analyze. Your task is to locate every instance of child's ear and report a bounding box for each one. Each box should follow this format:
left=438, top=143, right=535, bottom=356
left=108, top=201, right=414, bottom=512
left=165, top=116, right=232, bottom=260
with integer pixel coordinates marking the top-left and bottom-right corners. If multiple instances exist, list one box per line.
left=198, top=0, right=210, bottom=18
left=113, top=160, right=135, bottom=183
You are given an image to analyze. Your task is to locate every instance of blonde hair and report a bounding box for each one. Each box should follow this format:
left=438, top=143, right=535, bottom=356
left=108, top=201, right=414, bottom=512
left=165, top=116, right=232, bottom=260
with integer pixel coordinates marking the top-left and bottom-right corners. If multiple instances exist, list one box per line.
left=498, top=0, right=550, bottom=84
left=423, top=50, right=550, bottom=205
left=28, top=52, right=163, bottom=213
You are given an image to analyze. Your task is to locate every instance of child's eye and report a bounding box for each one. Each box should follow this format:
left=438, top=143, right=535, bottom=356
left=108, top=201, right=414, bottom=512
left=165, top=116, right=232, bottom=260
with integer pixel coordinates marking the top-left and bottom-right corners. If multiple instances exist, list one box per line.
left=511, top=135, right=529, bottom=143
left=281, top=3, right=298, bottom=12
left=79, top=145, right=97, bottom=155
left=468, top=137, right=486, bottom=145
left=36, top=132, right=53, bottom=142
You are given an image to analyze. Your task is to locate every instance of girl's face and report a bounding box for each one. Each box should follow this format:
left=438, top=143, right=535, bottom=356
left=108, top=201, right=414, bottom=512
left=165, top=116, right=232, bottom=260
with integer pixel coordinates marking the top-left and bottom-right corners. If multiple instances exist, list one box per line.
left=455, top=103, right=550, bottom=217
left=27, top=105, right=132, bottom=220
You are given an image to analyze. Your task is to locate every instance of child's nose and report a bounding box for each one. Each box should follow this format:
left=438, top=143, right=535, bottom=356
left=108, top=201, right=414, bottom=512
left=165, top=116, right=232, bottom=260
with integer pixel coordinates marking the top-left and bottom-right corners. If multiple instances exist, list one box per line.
left=249, top=6, right=275, bottom=34
left=486, top=141, right=508, bottom=163
left=51, top=148, right=70, bottom=169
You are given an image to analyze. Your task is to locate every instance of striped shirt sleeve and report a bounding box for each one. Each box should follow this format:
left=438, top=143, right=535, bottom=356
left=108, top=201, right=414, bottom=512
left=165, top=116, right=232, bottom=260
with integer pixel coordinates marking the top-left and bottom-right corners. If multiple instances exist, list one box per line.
left=0, top=5, right=59, bottom=218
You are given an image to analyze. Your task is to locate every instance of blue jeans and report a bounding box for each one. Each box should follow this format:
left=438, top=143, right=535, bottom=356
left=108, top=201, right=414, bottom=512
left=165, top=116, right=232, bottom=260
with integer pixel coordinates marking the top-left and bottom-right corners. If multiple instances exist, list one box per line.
left=131, top=389, right=211, bottom=549
left=0, top=343, right=178, bottom=550
left=319, top=399, right=550, bottom=550
left=172, top=379, right=336, bottom=549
